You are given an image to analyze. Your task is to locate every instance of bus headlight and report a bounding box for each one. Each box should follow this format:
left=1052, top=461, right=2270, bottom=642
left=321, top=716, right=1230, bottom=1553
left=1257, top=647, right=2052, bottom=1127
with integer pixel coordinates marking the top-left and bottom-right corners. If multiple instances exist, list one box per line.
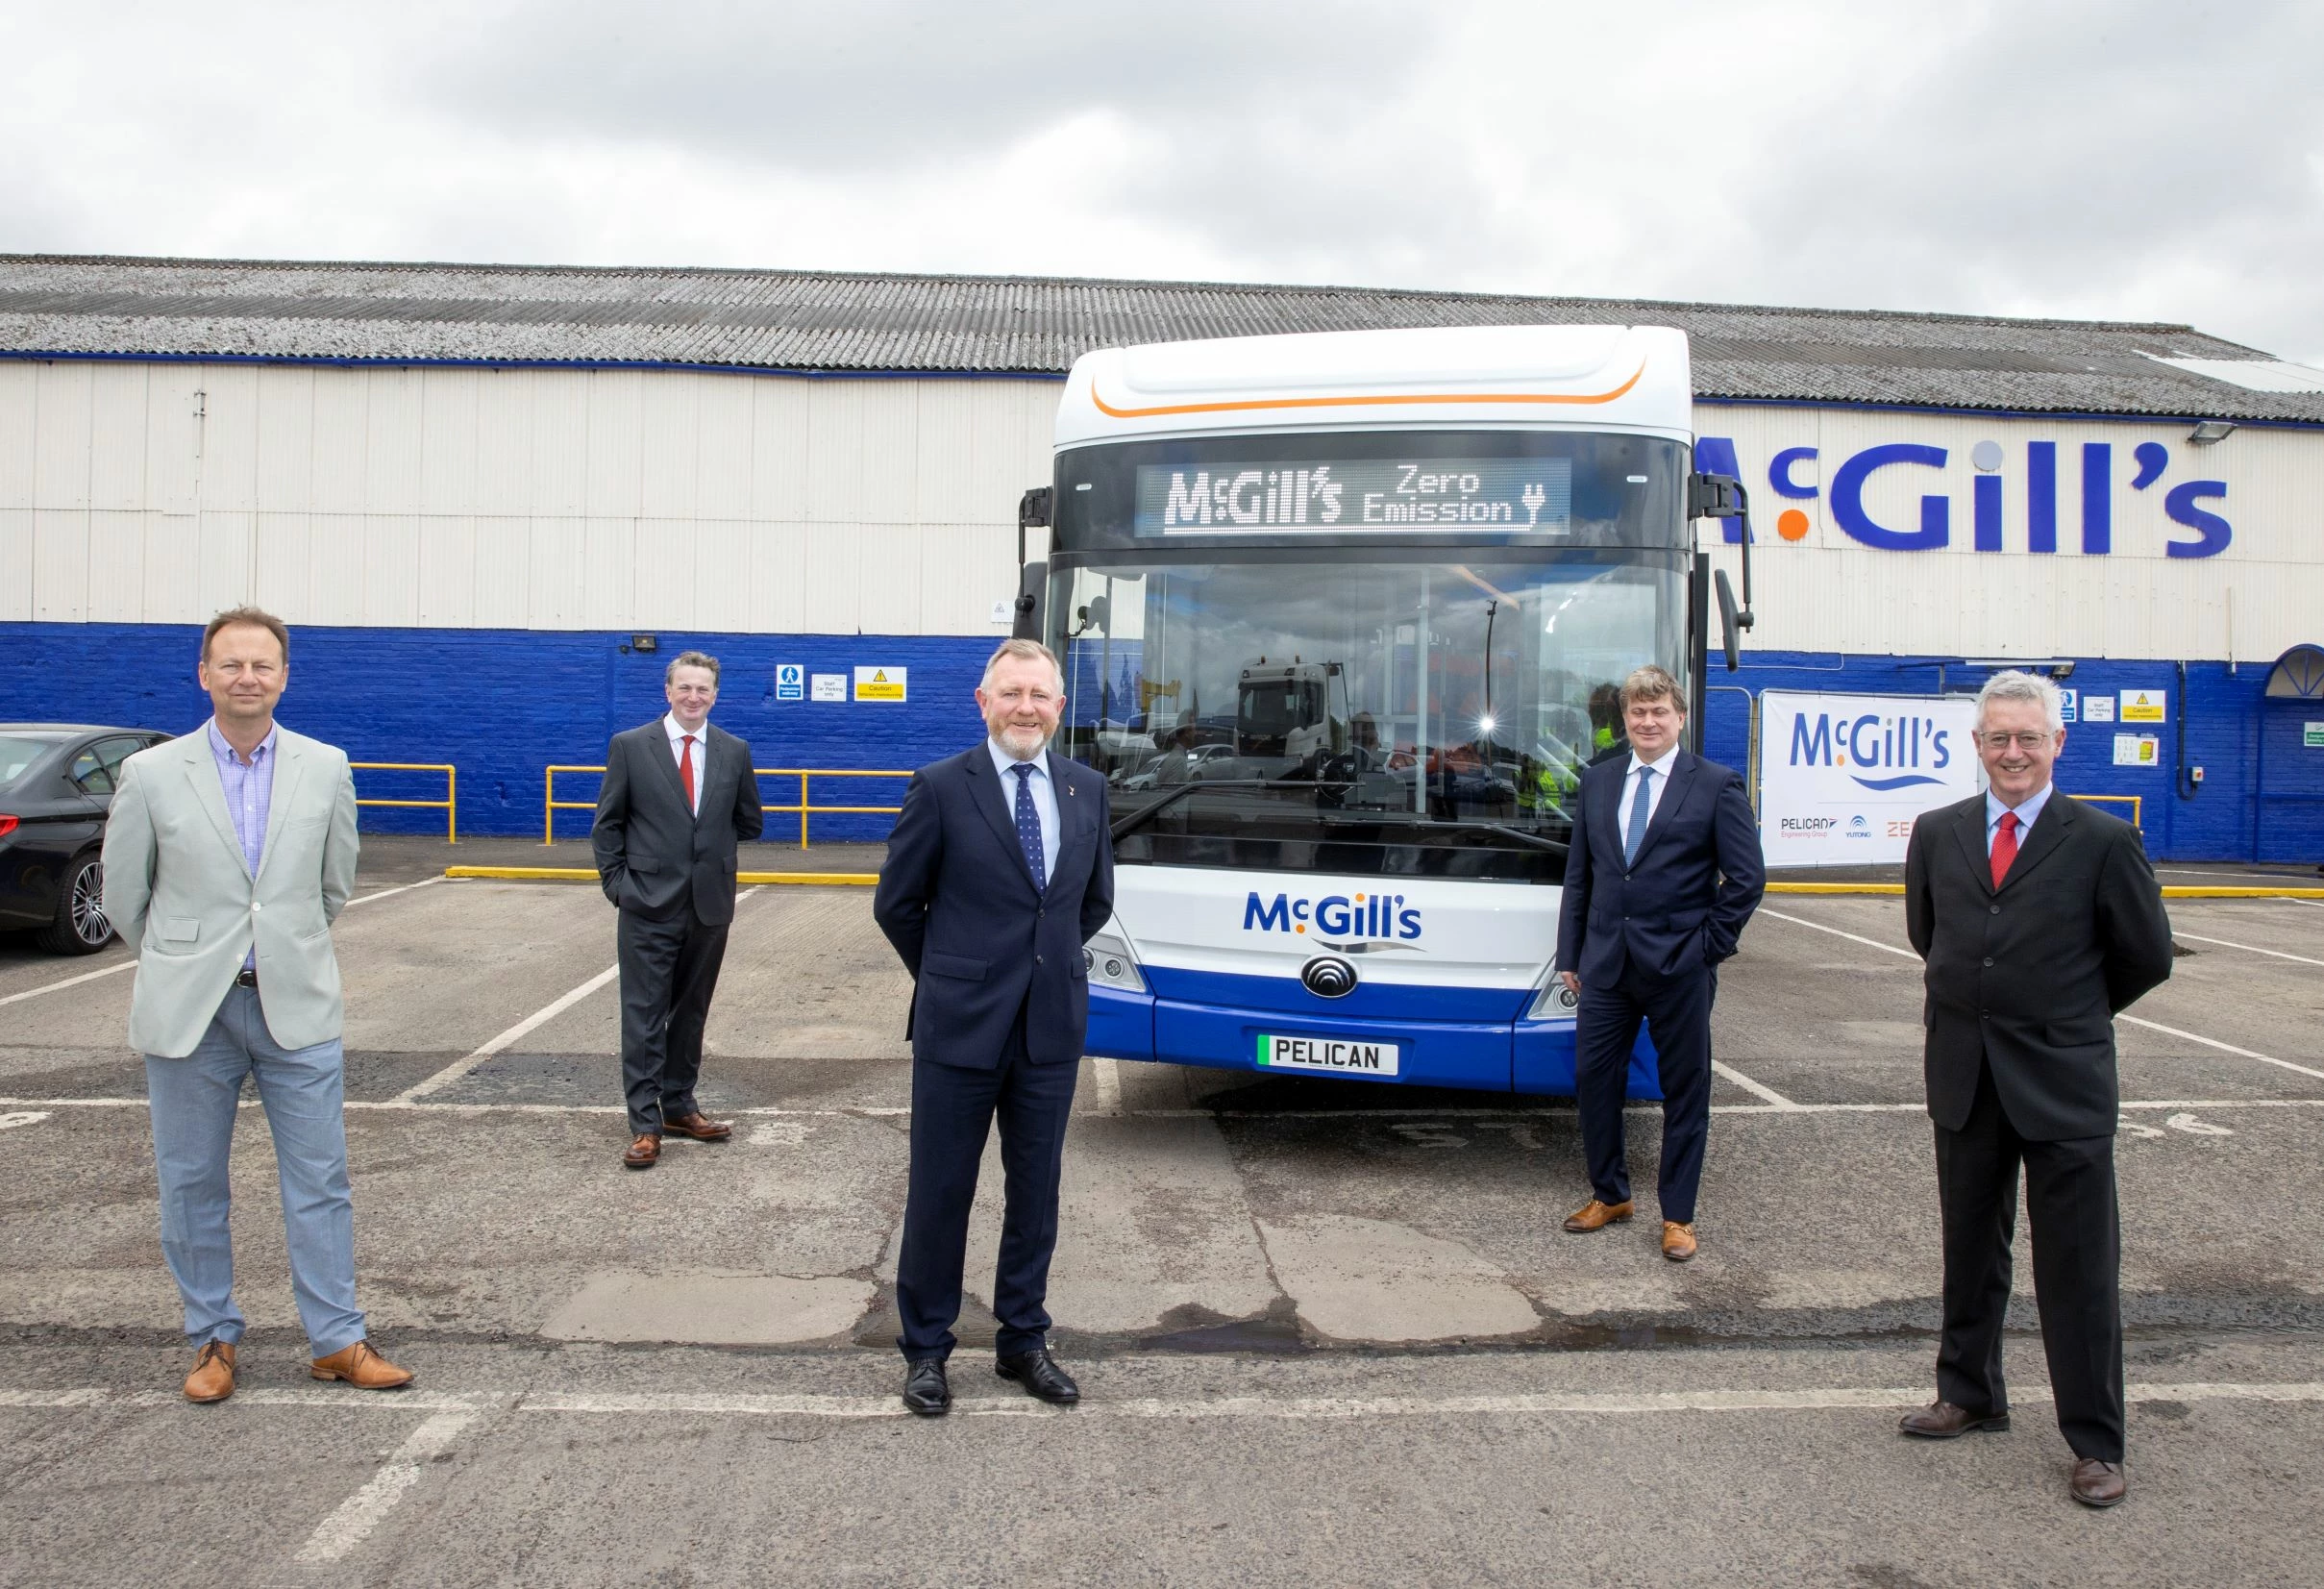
left=1526, top=975, right=1580, bottom=1020
left=1083, top=931, right=1147, bottom=993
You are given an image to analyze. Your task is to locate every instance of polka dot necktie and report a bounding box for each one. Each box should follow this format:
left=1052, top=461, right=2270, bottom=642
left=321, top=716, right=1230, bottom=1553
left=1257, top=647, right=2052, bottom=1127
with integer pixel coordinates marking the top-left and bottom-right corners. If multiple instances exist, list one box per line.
left=1012, top=762, right=1047, bottom=891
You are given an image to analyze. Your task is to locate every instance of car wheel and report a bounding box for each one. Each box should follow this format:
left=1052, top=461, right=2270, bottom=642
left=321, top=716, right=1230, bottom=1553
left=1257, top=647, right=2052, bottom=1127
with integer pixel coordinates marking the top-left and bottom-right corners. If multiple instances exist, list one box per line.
left=35, top=851, right=112, bottom=955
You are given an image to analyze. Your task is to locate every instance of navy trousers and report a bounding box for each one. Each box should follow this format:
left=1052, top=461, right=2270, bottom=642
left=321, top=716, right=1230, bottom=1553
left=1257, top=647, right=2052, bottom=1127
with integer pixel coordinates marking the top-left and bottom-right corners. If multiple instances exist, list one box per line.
left=1574, top=957, right=1715, bottom=1223
left=1935, top=1063, right=2124, bottom=1461
left=895, top=1004, right=1079, bottom=1361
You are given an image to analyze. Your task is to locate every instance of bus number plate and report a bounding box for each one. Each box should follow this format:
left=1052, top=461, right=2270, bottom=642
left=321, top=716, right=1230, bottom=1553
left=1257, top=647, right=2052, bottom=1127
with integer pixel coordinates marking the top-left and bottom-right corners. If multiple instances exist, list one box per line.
left=1256, top=1033, right=1401, bottom=1077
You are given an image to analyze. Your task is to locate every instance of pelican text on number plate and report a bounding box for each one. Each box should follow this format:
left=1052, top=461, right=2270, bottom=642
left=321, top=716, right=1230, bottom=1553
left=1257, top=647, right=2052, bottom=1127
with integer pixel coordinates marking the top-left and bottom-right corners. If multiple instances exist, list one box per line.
left=1256, top=1033, right=1401, bottom=1076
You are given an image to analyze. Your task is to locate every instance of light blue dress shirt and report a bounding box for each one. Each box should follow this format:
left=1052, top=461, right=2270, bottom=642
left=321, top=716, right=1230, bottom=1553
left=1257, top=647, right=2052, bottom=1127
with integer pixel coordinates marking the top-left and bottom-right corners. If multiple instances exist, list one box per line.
left=987, top=738, right=1059, bottom=878
left=1985, top=782, right=2054, bottom=855
left=206, top=717, right=279, bottom=970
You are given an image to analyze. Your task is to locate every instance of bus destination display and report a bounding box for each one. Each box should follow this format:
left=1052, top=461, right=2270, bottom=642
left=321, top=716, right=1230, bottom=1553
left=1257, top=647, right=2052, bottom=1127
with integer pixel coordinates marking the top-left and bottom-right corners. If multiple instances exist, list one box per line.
left=1134, top=459, right=1574, bottom=535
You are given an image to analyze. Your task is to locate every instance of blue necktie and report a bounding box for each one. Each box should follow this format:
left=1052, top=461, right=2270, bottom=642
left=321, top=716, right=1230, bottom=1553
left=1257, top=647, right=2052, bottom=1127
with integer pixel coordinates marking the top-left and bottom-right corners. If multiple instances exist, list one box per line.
left=1623, top=765, right=1654, bottom=868
left=1012, top=762, right=1047, bottom=891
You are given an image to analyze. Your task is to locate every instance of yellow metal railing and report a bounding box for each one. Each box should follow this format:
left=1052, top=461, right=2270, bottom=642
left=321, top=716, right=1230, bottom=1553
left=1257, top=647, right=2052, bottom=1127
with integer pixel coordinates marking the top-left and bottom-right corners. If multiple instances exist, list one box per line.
left=544, top=764, right=913, bottom=849
left=2069, top=792, right=2141, bottom=831
left=351, top=762, right=457, bottom=842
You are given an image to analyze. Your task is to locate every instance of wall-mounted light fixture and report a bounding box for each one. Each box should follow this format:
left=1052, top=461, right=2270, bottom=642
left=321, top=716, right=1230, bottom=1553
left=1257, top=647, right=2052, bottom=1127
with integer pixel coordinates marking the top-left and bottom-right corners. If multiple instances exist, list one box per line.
left=631, top=633, right=659, bottom=653
left=2188, top=420, right=2237, bottom=444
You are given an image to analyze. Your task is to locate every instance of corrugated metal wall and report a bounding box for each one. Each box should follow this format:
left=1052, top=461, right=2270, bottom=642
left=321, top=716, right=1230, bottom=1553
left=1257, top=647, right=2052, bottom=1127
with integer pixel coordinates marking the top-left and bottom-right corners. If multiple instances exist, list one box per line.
left=4, top=358, right=2318, bottom=664
left=0, top=360, right=1057, bottom=636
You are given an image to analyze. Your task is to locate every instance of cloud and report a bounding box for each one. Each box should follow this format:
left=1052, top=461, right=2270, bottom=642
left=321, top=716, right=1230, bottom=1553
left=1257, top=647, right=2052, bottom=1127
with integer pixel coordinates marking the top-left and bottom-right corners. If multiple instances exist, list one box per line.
left=0, top=0, right=2316, bottom=364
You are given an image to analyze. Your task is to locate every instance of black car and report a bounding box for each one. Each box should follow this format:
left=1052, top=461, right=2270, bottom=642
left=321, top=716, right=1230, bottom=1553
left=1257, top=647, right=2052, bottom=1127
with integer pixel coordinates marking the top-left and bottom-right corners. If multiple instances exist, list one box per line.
left=0, top=723, right=178, bottom=954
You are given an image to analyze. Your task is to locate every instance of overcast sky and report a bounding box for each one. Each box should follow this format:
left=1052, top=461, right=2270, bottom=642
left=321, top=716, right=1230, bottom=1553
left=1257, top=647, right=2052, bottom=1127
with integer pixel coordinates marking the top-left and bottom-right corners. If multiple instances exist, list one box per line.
left=7, top=0, right=2319, bottom=362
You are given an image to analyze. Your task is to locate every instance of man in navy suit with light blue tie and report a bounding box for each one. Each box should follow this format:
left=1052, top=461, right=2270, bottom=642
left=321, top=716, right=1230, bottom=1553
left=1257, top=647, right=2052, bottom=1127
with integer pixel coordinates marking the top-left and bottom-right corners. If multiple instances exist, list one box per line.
left=1555, top=664, right=1765, bottom=1261
left=873, top=638, right=1115, bottom=1415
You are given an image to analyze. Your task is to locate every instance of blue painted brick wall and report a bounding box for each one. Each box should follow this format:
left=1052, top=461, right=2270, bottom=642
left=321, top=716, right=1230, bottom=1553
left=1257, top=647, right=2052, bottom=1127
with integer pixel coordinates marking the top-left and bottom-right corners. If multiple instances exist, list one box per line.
left=4, top=622, right=2318, bottom=860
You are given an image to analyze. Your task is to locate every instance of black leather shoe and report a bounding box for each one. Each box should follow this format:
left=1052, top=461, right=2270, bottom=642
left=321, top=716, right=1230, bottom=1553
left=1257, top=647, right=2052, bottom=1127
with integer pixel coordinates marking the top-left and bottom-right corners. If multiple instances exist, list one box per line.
left=996, top=1349, right=1080, bottom=1405
left=902, top=1358, right=951, bottom=1417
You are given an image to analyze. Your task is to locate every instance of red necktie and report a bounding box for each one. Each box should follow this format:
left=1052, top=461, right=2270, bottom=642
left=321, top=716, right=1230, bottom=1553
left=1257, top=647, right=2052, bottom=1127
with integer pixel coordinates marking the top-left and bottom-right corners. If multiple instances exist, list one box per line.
left=1990, top=809, right=2018, bottom=889
left=679, top=734, right=697, bottom=812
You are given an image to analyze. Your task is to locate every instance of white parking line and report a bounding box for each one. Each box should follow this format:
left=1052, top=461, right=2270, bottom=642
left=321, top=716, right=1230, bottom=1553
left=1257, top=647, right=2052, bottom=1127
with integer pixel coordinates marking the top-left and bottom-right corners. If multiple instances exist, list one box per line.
left=292, top=1407, right=478, bottom=1564
left=1712, top=1061, right=1799, bottom=1109
left=0, top=875, right=447, bottom=1012
left=2172, top=931, right=2324, bottom=967
left=1761, top=907, right=2324, bottom=1085
left=393, top=885, right=760, bottom=1104
left=1085, top=1056, right=1125, bottom=1116
left=6, top=1380, right=2320, bottom=1423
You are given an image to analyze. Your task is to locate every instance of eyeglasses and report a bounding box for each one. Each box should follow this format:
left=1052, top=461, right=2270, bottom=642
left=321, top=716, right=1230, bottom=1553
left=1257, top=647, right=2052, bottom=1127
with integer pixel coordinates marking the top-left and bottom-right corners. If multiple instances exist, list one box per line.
left=1977, top=732, right=2056, bottom=752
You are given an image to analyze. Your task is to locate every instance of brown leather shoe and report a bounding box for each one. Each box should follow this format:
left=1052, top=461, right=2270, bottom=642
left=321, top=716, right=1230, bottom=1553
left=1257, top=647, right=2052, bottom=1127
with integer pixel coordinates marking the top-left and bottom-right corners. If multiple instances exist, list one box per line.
left=310, top=1340, right=414, bottom=1391
left=624, top=1132, right=662, bottom=1169
left=1899, top=1401, right=2012, bottom=1438
left=1661, top=1221, right=1697, bottom=1262
left=660, top=1110, right=732, bottom=1142
left=2070, top=1457, right=2127, bottom=1508
left=1563, top=1198, right=1634, bottom=1233
left=183, top=1341, right=235, bottom=1403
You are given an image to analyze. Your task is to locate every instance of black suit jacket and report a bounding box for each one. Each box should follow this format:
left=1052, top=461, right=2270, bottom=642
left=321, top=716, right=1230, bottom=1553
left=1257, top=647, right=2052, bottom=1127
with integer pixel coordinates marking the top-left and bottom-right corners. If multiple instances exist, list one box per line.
left=590, top=720, right=765, bottom=925
left=872, top=745, right=1115, bottom=1070
left=1905, top=791, right=2174, bottom=1141
left=1556, top=748, right=1765, bottom=984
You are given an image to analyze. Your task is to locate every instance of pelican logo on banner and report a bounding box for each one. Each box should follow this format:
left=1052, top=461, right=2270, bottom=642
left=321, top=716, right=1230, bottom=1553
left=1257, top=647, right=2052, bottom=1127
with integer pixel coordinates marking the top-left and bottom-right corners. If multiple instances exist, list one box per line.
left=1759, top=690, right=1983, bottom=867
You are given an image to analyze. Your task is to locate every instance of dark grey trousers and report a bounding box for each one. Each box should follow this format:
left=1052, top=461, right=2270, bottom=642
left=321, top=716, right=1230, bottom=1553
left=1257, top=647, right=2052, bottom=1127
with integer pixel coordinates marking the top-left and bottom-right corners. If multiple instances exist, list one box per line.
left=616, top=908, right=729, bottom=1134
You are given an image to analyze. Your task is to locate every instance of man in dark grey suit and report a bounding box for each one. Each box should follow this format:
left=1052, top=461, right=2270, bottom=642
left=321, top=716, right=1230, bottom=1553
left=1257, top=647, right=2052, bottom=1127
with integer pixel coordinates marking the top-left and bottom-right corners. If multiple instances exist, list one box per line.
left=1902, top=669, right=2174, bottom=1509
left=873, top=638, right=1114, bottom=1416
left=591, top=650, right=764, bottom=1170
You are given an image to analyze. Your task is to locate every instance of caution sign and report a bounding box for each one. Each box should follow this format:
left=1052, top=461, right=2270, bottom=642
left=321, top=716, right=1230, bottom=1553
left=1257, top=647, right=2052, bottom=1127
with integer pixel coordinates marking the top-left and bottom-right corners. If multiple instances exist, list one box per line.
left=853, top=666, right=907, bottom=703
left=2118, top=689, right=2166, bottom=723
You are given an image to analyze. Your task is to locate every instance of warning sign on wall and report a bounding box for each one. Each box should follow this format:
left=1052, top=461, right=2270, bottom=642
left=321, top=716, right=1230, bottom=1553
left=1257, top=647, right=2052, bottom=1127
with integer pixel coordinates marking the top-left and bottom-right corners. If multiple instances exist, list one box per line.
left=2118, top=689, right=2166, bottom=723
left=853, top=666, right=907, bottom=702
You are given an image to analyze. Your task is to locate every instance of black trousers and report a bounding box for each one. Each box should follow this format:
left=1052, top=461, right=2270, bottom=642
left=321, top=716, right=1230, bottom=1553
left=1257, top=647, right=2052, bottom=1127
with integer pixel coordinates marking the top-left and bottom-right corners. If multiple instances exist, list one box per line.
left=1574, top=956, right=1714, bottom=1223
left=895, top=1004, right=1078, bottom=1362
left=616, top=907, right=729, bottom=1134
left=1934, top=1063, right=2124, bottom=1461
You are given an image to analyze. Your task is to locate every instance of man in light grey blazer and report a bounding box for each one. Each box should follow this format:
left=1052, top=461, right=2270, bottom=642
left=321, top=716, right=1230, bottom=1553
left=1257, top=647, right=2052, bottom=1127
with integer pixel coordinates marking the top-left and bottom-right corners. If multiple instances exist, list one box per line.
left=103, top=607, right=412, bottom=1404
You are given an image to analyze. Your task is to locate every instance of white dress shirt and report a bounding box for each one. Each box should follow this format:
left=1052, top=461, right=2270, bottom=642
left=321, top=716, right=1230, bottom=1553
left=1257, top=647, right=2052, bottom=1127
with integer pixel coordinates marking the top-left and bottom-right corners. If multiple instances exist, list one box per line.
left=988, top=738, right=1059, bottom=875
left=663, top=712, right=709, bottom=816
left=1617, top=745, right=1679, bottom=854
left=1985, top=782, right=2054, bottom=855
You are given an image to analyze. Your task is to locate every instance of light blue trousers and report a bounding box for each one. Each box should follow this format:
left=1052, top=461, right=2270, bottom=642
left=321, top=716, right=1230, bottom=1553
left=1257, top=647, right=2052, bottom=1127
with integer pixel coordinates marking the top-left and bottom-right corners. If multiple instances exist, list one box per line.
left=143, top=984, right=367, bottom=1356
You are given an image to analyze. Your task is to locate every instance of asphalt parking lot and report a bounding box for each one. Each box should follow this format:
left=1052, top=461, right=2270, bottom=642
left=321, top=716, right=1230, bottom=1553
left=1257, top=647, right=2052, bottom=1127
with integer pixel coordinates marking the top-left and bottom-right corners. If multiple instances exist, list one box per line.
left=2, top=847, right=2321, bottom=1587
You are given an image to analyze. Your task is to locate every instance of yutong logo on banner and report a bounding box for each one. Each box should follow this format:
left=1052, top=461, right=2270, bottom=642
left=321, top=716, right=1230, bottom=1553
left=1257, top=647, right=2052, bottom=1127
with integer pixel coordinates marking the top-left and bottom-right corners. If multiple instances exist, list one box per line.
left=1760, top=691, right=1982, bottom=867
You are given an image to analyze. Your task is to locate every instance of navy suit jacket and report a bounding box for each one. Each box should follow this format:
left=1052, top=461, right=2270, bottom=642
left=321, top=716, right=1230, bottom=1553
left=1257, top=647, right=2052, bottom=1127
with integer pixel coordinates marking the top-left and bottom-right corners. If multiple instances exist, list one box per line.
left=590, top=721, right=764, bottom=925
left=873, top=745, right=1116, bottom=1070
left=1556, top=747, right=1765, bottom=985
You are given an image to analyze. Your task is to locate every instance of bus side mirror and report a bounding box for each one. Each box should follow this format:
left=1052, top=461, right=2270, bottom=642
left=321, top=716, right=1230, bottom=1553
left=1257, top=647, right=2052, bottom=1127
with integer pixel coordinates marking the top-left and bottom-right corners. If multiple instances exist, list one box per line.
left=1687, top=472, right=1743, bottom=521
left=1713, top=569, right=1743, bottom=673
left=1012, top=561, right=1047, bottom=641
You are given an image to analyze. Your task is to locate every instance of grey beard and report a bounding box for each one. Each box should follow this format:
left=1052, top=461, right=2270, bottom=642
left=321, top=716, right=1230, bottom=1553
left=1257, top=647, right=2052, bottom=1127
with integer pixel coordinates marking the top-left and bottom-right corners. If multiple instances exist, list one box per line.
left=991, top=726, right=1052, bottom=762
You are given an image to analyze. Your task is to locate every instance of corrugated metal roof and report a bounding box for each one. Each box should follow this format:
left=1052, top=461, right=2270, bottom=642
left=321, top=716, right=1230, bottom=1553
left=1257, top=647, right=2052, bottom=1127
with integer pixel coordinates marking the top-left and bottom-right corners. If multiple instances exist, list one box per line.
left=1, top=253, right=2317, bottom=424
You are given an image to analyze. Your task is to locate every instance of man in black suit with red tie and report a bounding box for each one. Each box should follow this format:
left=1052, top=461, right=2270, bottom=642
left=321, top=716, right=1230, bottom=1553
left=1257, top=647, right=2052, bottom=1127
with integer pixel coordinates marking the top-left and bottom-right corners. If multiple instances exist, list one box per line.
left=873, top=638, right=1115, bottom=1416
left=1902, top=670, right=2174, bottom=1508
left=592, top=650, right=764, bottom=1171
left=1555, top=664, right=1765, bottom=1263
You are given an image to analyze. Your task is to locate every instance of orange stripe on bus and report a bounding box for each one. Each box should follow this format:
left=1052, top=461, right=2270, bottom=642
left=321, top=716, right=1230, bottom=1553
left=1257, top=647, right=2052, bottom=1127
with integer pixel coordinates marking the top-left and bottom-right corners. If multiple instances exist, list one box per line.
left=1089, top=362, right=1646, bottom=419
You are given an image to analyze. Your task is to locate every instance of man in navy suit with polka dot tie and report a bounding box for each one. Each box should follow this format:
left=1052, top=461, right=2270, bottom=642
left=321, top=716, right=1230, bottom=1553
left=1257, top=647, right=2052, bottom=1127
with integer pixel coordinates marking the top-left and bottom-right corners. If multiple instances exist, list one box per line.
left=873, top=638, right=1115, bottom=1416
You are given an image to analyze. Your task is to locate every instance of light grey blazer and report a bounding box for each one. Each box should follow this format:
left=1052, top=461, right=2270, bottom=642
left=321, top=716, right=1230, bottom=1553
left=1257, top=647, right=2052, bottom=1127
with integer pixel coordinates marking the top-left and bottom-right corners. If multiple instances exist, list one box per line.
left=102, top=726, right=360, bottom=1058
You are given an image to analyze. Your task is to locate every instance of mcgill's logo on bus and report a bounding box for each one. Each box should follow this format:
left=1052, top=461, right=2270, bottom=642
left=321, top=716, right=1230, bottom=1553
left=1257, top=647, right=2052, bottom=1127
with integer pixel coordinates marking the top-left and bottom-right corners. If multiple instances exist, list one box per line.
left=1245, top=891, right=1422, bottom=942
left=1789, top=712, right=1953, bottom=792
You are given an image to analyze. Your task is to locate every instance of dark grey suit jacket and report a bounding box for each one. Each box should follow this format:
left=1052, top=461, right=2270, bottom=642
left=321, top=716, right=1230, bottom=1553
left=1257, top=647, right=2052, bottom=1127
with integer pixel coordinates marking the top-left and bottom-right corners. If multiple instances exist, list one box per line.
left=591, top=720, right=765, bottom=925
left=1904, top=791, right=2174, bottom=1140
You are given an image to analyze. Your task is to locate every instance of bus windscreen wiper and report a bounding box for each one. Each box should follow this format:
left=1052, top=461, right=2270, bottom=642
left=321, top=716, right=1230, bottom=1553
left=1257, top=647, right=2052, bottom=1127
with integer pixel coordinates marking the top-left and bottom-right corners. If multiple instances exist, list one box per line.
left=1108, top=779, right=1346, bottom=842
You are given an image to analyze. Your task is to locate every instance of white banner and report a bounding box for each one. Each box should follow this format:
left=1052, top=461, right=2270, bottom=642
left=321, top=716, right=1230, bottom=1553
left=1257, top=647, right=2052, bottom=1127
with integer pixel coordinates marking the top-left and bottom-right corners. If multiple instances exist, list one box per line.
left=1758, top=691, right=1984, bottom=867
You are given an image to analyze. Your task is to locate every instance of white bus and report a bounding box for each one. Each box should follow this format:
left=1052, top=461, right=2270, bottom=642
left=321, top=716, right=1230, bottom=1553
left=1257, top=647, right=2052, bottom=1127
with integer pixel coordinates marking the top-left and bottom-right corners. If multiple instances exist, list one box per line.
left=1021, top=324, right=1749, bottom=1098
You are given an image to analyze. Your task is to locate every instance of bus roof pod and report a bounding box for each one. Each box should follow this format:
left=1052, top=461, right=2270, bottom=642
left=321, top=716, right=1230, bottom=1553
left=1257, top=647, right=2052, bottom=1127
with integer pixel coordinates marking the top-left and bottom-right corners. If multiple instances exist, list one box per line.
left=1056, top=324, right=1696, bottom=450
